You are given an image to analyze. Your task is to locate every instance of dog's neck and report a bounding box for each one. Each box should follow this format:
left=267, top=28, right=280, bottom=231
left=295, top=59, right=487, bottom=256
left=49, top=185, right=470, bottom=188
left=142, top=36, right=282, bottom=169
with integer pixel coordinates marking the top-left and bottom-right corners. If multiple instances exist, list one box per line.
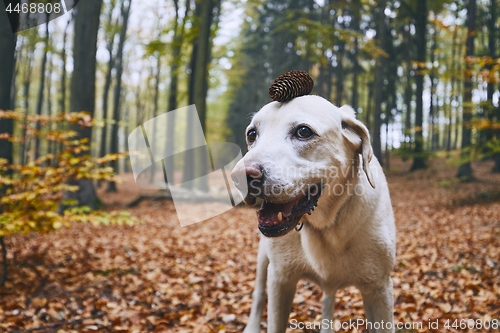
left=301, top=159, right=362, bottom=231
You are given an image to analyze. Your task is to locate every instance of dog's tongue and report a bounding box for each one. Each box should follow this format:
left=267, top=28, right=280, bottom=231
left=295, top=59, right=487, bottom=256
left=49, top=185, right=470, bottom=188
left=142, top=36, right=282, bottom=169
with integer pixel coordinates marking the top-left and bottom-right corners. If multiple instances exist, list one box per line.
left=258, top=199, right=298, bottom=226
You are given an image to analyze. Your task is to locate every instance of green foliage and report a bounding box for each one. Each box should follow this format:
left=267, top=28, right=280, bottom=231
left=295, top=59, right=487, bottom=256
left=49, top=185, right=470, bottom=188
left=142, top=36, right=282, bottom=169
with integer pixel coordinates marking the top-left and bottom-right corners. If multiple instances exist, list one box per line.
left=393, top=143, right=434, bottom=162
left=0, top=112, right=138, bottom=237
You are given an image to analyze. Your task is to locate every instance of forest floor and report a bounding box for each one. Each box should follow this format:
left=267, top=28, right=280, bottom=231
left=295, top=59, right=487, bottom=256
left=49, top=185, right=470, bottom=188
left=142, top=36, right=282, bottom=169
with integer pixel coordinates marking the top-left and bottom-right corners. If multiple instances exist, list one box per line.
left=0, top=157, right=499, bottom=333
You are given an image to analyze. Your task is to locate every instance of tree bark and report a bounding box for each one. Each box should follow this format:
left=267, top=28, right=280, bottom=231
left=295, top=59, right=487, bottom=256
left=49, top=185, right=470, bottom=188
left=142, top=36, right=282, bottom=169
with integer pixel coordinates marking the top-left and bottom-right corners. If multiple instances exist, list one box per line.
left=70, top=0, right=103, bottom=139
left=99, top=7, right=119, bottom=165
left=373, top=0, right=386, bottom=166
left=488, top=0, right=500, bottom=172
left=35, top=21, right=50, bottom=160
left=69, top=0, right=104, bottom=207
left=403, top=25, right=413, bottom=149
left=350, top=0, right=361, bottom=113
left=108, top=0, right=132, bottom=193
left=0, top=237, right=7, bottom=286
left=148, top=55, right=161, bottom=184
left=457, top=0, right=476, bottom=180
left=0, top=3, right=17, bottom=166
left=59, top=19, right=70, bottom=115
left=183, top=0, right=219, bottom=190
left=20, top=38, right=34, bottom=165
left=411, top=0, right=427, bottom=170
left=447, top=25, right=459, bottom=153
left=430, top=25, right=440, bottom=151
left=165, top=0, right=191, bottom=179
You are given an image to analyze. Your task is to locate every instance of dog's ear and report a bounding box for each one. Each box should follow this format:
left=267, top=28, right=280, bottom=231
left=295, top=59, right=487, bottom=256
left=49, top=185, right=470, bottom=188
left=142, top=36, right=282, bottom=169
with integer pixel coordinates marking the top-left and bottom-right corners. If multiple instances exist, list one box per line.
left=339, top=105, right=375, bottom=189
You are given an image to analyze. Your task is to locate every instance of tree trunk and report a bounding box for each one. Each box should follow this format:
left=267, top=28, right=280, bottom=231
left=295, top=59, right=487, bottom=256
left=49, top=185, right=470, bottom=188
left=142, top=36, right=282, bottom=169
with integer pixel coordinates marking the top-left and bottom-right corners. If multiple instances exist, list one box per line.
left=0, top=3, right=17, bottom=166
left=454, top=49, right=462, bottom=151
left=108, top=0, right=132, bottom=193
left=373, top=0, right=386, bottom=165
left=429, top=25, right=438, bottom=151
left=35, top=21, right=50, bottom=160
left=47, top=52, right=55, bottom=158
left=165, top=0, right=191, bottom=179
left=148, top=55, right=161, bottom=184
left=0, top=236, right=7, bottom=286
left=411, top=0, right=427, bottom=170
left=489, top=0, right=500, bottom=172
left=350, top=0, right=361, bottom=113
left=99, top=12, right=118, bottom=165
left=56, top=19, right=71, bottom=165
left=59, top=19, right=70, bottom=115
left=0, top=8, right=17, bottom=283
left=183, top=0, right=218, bottom=190
left=403, top=26, right=413, bottom=149
left=457, top=0, right=476, bottom=180
left=447, top=25, right=459, bottom=153
left=20, top=42, right=34, bottom=165
left=69, top=0, right=104, bottom=207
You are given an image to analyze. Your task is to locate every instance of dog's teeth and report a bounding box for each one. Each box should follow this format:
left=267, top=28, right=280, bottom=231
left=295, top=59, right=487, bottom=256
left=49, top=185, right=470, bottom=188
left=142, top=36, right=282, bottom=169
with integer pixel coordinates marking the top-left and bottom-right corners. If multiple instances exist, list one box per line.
left=277, top=212, right=283, bottom=221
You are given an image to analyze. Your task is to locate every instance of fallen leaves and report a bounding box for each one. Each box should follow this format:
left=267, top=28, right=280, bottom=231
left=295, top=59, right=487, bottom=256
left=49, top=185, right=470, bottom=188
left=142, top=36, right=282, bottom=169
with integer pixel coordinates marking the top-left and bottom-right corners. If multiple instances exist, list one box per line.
left=0, top=157, right=499, bottom=332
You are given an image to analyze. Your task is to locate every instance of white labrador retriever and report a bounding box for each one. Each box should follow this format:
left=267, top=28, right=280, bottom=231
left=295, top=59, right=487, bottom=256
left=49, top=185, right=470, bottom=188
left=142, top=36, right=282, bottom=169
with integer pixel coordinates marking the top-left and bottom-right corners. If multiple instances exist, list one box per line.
left=231, top=95, right=396, bottom=333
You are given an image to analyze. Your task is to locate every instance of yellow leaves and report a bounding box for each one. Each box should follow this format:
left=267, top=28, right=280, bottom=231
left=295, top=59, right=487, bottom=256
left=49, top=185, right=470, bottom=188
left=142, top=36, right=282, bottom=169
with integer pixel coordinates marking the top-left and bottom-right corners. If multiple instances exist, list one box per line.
left=96, top=152, right=128, bottom=164
left=69, top=157, right=80, bottom=165
left=0, top=117, right=133, bottom=238
left=471, top=118, right=494, bottom=131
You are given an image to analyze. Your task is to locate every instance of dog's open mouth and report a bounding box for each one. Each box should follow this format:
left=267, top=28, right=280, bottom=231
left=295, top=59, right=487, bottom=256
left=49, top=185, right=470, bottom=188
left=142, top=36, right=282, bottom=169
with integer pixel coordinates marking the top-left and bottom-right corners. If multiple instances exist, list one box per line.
left=257, top=184, right=322, bottom=237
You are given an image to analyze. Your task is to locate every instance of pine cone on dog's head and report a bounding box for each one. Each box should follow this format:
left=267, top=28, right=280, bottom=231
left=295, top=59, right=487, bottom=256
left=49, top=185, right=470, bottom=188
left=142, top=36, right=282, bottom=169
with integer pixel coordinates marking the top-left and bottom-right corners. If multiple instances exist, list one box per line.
left=269, top=70, right=314, bottom=103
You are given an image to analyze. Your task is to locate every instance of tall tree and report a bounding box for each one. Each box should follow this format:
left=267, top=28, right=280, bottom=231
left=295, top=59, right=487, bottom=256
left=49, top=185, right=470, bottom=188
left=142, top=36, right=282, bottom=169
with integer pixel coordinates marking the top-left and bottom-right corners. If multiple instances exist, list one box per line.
left=99, top=0, right=119, bottom=166
left=20, top=29, right=36, bottom=165
left=35, top=20, right=50, bottom=160
left=183, top=0, right=221, bottom=190
left=457, top=0, right=476, bottom=180
left=59, top=18, right=70, bottom=115
left=403, top=24, right=413, bottom=148
left=69, top=0, right=104, bottom=207
left=447, top=23, right=459, bottom=153
left=373, top=0, right=386, bottom=165
left=488, top=0, right=500, bottom=172
left=165, top=0, right=191, bottom=179
left=108, top=0, right=132, bottom=193
left=429, top=24, right=439, bottom=151
left=350, top=0, right=362, bottom=113
left=0, top=2, right=18, bottom=286
left=411, top=0, right=427, bottom=170
left=192, top=0, right=220, bottom=132
left=0, top=5, right=18, bottom=166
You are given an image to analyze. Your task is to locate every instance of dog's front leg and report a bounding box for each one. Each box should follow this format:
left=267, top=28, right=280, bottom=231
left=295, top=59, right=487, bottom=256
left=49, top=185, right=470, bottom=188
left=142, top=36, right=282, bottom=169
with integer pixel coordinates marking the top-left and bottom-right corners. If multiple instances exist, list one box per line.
left=360, top=277, right=394, bottom=333
left=321, top=293, right=336, bottom=333
left=244, top=241, right=269, bottom=333
left=267, top=265, right=298, bottom=333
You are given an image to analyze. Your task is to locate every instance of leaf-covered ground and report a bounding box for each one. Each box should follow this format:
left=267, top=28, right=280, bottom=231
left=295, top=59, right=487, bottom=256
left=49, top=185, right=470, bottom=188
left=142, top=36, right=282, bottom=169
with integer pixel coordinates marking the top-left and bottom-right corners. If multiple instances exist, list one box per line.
left=1, top=158, right=499, bottom=332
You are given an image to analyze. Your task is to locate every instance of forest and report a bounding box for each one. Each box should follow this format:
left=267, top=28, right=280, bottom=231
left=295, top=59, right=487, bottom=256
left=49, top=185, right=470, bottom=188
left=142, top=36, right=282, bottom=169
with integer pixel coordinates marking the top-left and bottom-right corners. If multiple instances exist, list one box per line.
left=0, top=0, right=499, bottom=332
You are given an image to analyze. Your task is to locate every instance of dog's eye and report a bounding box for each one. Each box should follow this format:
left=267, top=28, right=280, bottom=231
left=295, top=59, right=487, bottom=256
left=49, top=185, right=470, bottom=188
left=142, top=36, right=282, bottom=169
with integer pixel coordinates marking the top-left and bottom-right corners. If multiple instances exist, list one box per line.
left=247, top=129, right=257, bottom=144
left=295, top=126, right=314, bottom=139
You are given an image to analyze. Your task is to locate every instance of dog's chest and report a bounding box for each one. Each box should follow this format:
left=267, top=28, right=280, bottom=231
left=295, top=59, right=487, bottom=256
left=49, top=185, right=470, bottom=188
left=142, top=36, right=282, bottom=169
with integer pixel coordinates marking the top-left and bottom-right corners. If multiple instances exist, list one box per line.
left=268, top=229, right=356, bottom=292
left=299, top=233, right=355, bottom=290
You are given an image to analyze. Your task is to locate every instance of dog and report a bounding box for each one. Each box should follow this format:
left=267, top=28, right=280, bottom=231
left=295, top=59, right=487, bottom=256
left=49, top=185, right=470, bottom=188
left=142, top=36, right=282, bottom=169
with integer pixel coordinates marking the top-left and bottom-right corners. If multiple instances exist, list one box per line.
left=230, top=95, right=396, bottom=333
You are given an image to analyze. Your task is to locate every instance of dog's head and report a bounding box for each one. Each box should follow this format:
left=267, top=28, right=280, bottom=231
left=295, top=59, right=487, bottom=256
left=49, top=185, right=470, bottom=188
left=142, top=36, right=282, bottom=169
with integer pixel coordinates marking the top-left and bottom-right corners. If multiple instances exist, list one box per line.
left=231, top=95, right=375, bottom=237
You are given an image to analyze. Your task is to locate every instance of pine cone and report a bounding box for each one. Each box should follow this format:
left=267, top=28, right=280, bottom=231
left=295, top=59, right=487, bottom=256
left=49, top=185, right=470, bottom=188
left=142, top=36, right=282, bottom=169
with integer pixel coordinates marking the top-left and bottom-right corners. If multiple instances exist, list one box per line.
left=269, top=70, right=314, bottom=103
